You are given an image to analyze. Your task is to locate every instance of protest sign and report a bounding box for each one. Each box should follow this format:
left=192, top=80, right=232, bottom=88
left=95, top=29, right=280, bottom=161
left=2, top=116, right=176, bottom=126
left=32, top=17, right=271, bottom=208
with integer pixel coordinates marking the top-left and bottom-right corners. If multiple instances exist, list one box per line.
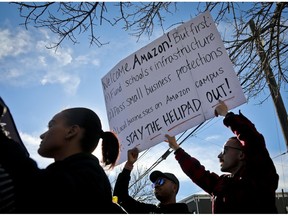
left=101, top=11, right=246, bottom=165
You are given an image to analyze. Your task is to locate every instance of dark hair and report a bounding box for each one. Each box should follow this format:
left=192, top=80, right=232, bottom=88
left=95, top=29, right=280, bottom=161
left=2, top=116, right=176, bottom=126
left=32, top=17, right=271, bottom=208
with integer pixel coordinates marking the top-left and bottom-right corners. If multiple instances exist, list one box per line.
left=229, top=136, right=245, bottom=150
left=61, top=107, right=119, bottom=168
left=229, top=136, right=238, bottom=141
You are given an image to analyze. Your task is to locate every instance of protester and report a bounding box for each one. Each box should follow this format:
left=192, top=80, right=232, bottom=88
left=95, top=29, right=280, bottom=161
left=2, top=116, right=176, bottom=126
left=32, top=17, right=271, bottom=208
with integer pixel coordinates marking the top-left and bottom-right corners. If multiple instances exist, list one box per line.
left=165, top=102, right=279, bottom=213
left=0, top=106, right=125, bottom=213
left=113, top=147, right=190, bottom=213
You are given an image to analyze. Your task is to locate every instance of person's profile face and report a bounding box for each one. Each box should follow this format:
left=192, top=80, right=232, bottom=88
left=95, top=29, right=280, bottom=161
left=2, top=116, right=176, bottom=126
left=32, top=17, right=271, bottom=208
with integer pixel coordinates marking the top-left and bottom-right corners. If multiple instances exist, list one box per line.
left=38, top=112, right=69, bottom=159
left=153, top=177, right=177, bottom=201
left=218, top=138, right=244, bottom=173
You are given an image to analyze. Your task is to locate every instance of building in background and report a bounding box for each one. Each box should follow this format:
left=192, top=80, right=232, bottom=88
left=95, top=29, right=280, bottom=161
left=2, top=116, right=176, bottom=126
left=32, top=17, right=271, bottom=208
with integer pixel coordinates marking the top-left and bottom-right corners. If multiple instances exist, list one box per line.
left=179, top=191, right=288, bottom=214
left=180, top=194, right=212, bottom=214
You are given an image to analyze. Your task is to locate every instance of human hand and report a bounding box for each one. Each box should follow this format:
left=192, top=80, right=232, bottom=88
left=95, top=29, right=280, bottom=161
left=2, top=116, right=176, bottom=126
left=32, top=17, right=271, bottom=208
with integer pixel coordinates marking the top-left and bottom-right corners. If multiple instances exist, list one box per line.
left=127, top=147, right=139, bottom=165
left=214, top=100, right=228, bottom=117
left=165, top=134, right=180, bottom=151
left=223, top=110, right=257, bottom=142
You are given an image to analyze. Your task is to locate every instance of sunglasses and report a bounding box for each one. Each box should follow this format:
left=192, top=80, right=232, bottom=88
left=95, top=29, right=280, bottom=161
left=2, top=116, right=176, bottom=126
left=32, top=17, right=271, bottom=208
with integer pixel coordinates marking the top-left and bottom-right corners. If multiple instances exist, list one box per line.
left=152, top=178, right=166, bottom=188
left=221, top=145, right=243, bottom=155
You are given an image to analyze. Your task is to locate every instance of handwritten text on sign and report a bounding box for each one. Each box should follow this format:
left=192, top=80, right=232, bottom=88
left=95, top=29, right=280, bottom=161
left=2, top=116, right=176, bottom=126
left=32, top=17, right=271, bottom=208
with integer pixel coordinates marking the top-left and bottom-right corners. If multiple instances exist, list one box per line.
left=101, top=11, right=246, bottom=165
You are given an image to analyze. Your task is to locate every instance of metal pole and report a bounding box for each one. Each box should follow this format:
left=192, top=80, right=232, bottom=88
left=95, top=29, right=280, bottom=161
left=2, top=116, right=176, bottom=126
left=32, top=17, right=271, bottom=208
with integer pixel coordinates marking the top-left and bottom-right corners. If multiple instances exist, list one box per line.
left=249, top=19, right=288, bottom=150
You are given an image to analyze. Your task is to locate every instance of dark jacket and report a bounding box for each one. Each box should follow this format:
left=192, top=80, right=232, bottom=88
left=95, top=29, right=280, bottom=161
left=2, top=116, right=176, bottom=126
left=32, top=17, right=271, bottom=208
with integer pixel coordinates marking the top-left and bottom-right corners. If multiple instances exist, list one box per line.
left=113, top=168, right=190, bottom=213
left=0, top=132, right=124, bottom=213
left=174, top=112, right=279, bottom=213
left=0, top=164, right=15, bottom=213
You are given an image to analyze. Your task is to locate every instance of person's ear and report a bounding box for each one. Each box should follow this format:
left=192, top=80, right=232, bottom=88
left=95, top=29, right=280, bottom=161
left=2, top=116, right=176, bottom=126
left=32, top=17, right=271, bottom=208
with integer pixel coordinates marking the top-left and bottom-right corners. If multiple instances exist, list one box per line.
left=65, top=125, right=80, bottom=139
left=171, top=183, right=177, bottom=194
left=239, top=151, right=246, bottom=161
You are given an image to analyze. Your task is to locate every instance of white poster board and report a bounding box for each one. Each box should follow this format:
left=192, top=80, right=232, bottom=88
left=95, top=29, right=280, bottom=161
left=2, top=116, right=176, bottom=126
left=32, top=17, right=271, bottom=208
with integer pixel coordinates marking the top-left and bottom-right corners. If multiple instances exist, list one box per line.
left=101, top=11, right=246, bottom=165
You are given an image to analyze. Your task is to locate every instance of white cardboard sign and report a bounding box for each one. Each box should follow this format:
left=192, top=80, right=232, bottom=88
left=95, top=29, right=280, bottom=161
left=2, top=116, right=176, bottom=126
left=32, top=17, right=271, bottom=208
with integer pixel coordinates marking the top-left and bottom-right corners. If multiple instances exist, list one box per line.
left=101, top=11, right=246, bottom=165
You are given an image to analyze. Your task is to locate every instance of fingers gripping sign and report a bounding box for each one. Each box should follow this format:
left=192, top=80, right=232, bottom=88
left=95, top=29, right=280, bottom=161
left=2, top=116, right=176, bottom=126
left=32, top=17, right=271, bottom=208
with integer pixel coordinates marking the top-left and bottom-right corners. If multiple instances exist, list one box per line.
left=164, top=134, right=180, bottom=151
left=214, top=100, right=228, bottom=117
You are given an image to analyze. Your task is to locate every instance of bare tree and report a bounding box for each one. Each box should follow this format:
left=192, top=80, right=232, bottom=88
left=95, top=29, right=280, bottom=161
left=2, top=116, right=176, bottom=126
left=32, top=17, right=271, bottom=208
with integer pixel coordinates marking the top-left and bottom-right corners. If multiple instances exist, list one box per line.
left=12, top=2, right=176, bottom=49
left=110, top=165, right=157, bottom=205
left=12, top=2, right=288, bottom=102
left=196, top=2, right=288, bottom=102
left=195, top=2, right=288, bottom=147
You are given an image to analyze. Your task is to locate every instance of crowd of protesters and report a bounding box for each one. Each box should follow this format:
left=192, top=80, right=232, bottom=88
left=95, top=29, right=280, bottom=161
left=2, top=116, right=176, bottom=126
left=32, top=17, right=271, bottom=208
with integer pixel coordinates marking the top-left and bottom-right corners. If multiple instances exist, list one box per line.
left=0, top=100, right=278, bottom=213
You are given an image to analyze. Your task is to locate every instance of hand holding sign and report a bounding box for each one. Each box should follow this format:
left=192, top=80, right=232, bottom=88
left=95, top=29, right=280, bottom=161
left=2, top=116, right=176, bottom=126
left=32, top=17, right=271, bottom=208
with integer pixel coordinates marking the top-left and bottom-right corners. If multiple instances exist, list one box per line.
left=214, top=100, right=228, bottom=117
left=164, top=134, right=180, bottom=151
left=102, top=11, right=246, bottom=165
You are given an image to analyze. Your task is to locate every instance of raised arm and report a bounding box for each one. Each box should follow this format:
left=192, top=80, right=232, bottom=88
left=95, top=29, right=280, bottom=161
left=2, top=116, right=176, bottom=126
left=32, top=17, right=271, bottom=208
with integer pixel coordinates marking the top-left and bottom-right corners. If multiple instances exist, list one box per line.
left=223, top=111, right=278, bottom=191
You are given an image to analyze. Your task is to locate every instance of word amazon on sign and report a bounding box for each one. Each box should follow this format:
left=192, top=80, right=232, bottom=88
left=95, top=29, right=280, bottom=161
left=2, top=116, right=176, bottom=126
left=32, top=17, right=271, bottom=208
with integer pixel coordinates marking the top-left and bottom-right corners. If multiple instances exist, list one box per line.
left=101, top=11, right=246, bottom=165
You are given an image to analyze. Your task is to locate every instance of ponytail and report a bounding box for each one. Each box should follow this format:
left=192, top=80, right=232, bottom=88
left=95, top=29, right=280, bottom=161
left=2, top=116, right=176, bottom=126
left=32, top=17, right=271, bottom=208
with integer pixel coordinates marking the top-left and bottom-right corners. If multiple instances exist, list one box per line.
left=101, top=131, right=120, bottom=169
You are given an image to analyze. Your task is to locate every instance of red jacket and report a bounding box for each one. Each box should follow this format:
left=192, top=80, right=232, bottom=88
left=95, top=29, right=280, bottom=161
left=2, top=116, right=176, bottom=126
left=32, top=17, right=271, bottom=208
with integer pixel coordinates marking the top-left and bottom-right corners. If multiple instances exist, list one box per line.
left=174, top=111, right=279, bottom=213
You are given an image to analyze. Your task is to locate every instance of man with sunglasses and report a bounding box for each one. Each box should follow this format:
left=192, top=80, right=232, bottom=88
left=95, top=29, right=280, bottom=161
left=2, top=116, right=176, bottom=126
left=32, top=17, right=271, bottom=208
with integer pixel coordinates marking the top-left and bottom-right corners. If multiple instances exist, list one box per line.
left=113, top=147, right=190, bottom=213
left=165, top=102, right=279, bottom=213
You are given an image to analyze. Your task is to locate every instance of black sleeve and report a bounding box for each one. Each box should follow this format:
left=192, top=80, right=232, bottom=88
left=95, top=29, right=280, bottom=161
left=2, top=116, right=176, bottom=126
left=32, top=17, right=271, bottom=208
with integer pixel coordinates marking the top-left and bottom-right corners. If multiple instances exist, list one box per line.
left=113, top=168, right=131, bottom=201
left=0, top=130, right=41, bottom=212
left=0, top=130, right=39, bottom=177
left=0, top=130, right=38, bottom=173
left=0, top=132, right=26, bottom=159
left=113, top=168, right=157, bottom=213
